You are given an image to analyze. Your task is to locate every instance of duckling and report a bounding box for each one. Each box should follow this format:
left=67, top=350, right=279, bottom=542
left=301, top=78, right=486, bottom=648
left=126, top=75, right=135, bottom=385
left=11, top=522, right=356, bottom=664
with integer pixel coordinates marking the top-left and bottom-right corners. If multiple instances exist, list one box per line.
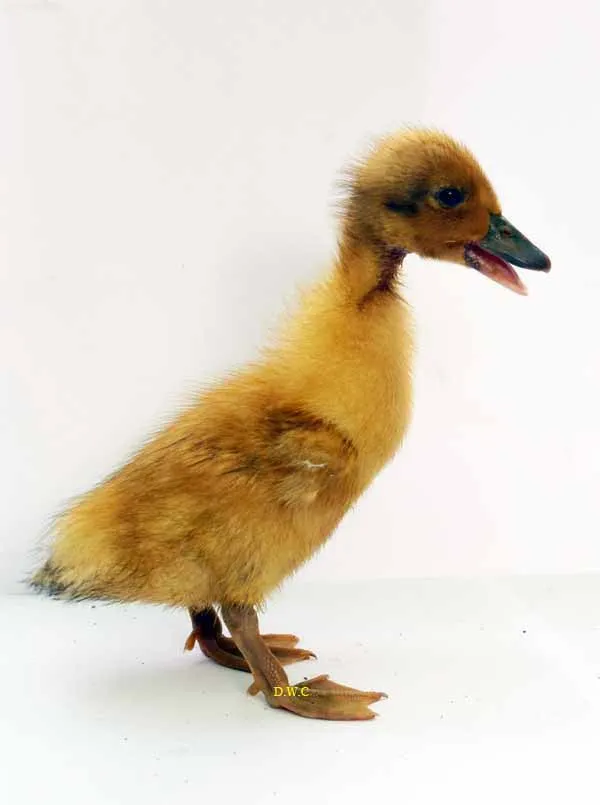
left=30, top=129, right=550, bottom=720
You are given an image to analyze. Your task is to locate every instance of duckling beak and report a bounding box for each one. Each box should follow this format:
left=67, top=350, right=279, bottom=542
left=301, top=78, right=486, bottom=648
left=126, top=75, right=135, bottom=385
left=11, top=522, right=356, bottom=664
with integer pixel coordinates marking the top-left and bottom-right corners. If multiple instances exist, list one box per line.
left=464, top=214, right=551, bottom=295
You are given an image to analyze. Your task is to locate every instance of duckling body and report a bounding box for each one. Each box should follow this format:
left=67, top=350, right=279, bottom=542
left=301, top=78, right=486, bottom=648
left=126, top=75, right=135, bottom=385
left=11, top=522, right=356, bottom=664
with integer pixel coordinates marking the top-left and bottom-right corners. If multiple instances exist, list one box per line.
left=41, top=247, right=411, bottom=611
left=32, top=130, right=549, bottom=720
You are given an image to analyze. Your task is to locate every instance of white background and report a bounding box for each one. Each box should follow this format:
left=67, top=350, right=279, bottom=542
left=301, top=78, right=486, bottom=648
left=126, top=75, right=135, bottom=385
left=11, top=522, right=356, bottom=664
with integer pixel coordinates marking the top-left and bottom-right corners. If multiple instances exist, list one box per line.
left=1, top=1, right=599, bottom=591
left=3, top=3, right=600, bottom=804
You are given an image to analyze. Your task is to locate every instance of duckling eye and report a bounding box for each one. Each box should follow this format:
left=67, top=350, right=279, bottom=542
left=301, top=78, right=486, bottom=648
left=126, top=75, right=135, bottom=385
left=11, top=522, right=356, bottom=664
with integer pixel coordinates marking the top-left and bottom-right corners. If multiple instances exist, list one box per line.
left=434, top=187, right=465, bottom=209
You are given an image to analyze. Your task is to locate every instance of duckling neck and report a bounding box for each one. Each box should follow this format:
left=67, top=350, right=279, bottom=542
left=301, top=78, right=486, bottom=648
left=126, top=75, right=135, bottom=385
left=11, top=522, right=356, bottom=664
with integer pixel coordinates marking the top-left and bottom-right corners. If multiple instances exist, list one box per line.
left=337, top=236, right=407, bottom=306
left=274, top=239, right=413, bottom=479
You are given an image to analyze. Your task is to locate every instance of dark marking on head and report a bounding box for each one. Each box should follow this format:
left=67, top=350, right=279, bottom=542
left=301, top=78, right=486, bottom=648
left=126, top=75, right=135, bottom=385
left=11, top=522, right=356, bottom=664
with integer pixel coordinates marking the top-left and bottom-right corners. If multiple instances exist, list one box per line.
left=384, top=184, right=428, bottom=218
left=384, top=199, right=419, bottom=216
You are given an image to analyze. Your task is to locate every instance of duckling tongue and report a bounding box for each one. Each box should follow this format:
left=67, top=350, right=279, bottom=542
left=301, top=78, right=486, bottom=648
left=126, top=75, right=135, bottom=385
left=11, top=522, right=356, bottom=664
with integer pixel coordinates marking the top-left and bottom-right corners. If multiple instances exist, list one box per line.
left=464, top=243, right=528, bottom=296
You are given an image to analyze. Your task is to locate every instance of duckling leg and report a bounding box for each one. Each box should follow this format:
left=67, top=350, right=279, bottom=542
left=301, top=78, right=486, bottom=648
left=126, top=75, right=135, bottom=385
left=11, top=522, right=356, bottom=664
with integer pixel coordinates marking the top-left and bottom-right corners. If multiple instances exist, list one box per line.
left=184, top=607, right=315, bottom=671
left=221, top=604, right=386, bottom=721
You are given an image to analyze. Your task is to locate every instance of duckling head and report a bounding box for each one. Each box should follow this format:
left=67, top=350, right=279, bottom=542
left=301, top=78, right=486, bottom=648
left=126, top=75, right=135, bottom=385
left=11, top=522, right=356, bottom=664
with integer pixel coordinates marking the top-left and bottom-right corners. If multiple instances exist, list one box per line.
left=344, top=129, right=550, bottom=294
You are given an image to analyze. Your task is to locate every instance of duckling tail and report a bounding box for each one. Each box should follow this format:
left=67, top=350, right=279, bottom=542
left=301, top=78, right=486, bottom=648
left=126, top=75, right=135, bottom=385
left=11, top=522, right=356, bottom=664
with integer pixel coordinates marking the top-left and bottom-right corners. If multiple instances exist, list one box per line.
left=27, top=560, right=102, bottom=602
left=28, top=560, right=69, bottom=597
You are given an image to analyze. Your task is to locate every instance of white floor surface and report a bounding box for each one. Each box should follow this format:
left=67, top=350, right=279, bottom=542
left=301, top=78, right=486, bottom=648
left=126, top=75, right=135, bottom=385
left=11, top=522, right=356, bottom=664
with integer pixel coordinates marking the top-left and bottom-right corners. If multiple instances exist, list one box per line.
left=2, top=576, right=600, bottom=804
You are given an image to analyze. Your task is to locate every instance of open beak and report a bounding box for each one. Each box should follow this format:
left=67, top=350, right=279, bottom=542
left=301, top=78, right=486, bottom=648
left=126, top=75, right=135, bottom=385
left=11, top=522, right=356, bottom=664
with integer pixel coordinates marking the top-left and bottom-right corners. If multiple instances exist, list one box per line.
left=464, top=213, right=551, bottom=295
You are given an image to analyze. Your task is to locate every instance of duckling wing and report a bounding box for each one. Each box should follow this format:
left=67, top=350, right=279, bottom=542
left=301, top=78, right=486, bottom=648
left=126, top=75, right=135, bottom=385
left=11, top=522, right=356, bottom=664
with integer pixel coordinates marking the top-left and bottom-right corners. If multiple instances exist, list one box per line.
left=256, top=407, right=358, bottom=506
